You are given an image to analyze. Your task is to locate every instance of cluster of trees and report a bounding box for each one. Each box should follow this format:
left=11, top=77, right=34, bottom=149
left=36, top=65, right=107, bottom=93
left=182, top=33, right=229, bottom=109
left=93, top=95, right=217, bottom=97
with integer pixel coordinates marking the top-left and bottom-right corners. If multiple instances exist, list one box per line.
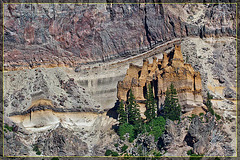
left=117, top=90, right=141, bottom=142
left=117, top=90, right=141, bottom=126
left=115, top=82, right=221, bottom=156
left=162, top=83, right=181, bottom=121
left=117, top=83, right=182, bottom=143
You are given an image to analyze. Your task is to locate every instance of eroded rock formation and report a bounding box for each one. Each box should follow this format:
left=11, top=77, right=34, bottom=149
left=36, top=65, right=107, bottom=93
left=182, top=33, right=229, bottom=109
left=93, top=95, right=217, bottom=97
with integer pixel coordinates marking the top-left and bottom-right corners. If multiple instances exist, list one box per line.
left=117, top=44, right=204, bottom=113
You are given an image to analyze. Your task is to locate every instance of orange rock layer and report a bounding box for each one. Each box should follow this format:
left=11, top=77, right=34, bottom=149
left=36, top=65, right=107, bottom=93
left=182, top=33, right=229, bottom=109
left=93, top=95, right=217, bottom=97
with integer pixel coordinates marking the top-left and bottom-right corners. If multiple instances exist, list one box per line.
left=117, top=44, right=204, bottom=113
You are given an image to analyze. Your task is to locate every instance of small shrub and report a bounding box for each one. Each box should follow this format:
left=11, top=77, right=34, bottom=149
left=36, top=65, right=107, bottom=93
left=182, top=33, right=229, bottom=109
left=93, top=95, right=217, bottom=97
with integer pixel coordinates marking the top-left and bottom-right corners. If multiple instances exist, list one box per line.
left=51, top=158, right=59, bottom=160
left=33, top=145, right=38, bottom=152
left=187, top=149, right=193, bottom=155
left=121, top=144, right=128, bottom=152
left=215, top=114, right=221, bottom=121
left=153, top=151, right=162, bottom=156
left=36, top=151, right=41, bottom=155
left=105, top=149, right=112, bottom=156
left=199, top=113, right=204, bottom=116
left=111, top=151, right=119, bottom=156
left=200, top=117, right=203, bottom=122
left=33, top=145, right=41, bottom=155
left=114, top=143, right=119, bottom=147
left=4, top=124, right=13, bottom=132
left=191, top=114, right=197, bottom=119
left=209, top=108, right=214, bottom=115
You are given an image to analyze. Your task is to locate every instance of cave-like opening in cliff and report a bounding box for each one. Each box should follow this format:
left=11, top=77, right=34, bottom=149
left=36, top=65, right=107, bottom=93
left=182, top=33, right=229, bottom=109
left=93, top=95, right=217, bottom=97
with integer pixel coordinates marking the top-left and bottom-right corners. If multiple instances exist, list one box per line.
left=126, top=90, right=131, bottom=101
left=184, top=132, right=198, bottom=147
left=152, top=79, right=159, bottom=112
left=143, top=85, right=147, bottom=99
left=152, top=79, right=158, bottom=99
left=143, top=80, right=159, bottom=101
left=106, top=100, right=119, bottom=120
left=168, top=50, right=174, bottom=65
left=193, top=75, right=196, bottom=91
left=138, top=71, right=141, bottom=78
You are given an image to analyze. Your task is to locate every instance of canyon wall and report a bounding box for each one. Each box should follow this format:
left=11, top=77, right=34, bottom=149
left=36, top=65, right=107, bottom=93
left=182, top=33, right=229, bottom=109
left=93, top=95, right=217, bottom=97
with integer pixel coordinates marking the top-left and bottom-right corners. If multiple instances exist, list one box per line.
left=3, top=3, right=236, bottom=70
left=2, top=3, right=237, bottom=156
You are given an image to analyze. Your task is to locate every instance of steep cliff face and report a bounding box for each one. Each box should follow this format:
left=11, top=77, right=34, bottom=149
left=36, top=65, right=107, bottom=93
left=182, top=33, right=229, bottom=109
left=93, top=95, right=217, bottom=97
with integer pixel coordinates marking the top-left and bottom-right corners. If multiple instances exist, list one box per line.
left=3, top=3, right=237, bottom=157
left=3, top=3, right=236, bottom=70
left=3, top=37, right=236, bottom=156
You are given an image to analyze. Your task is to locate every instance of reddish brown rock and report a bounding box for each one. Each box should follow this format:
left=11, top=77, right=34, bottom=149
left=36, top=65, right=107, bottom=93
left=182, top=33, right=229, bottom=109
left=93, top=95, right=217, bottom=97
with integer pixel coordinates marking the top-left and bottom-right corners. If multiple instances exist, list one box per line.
left=3, top=4, right=236, bottom=71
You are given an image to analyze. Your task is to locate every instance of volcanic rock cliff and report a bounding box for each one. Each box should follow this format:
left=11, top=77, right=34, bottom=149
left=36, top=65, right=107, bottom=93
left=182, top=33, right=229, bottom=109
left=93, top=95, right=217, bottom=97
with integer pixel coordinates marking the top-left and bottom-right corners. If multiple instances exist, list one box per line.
left=3, top=3, right=236, bottom=70
left=2, top=3, right=237, bottom=157
left=117, top=44, right=205, bottom=115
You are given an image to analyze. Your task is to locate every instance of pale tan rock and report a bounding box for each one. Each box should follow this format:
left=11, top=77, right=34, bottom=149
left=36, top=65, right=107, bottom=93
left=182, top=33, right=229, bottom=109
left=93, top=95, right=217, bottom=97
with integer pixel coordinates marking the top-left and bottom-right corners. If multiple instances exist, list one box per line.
left=117, top=44, right=204, bottom=114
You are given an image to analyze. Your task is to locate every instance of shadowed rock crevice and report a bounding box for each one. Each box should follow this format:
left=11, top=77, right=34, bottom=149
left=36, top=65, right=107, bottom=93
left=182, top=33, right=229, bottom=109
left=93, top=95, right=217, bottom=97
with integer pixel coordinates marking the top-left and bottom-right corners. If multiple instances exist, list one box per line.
left=184, top=132, right=198, bottom=147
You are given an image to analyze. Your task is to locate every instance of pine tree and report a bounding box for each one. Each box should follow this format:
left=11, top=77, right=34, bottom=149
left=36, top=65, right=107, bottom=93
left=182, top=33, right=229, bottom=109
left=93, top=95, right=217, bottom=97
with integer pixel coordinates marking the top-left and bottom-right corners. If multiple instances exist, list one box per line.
left=206, top=92, right=214, bottom=115
left=144, top=84, right=157, bottom=121
left=144, top=85, right=151, bottom=121
left=163, top=83, right=181, bottom=121
left=117, top=100, right=127, bottom=124
left=127, top=90, right=141, bottom=125
left=149, top=84, right=157, bottom=119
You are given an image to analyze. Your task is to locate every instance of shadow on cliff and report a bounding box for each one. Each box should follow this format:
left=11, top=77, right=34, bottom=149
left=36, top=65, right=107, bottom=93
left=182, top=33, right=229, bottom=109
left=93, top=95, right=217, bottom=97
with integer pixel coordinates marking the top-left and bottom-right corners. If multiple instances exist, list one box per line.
left=106, top=100, right=119, bottom=120
left=106, top=100, right=119, bottom=132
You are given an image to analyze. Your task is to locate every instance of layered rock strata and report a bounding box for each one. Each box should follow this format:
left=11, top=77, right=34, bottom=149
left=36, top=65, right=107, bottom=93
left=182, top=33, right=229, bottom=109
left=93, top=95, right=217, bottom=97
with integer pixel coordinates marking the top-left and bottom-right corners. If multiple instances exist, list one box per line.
left=4, top=67, right=102, bottom=117
left=117, top=44, right=204, bottom=113
left=3, top=3, right=236, bottom=71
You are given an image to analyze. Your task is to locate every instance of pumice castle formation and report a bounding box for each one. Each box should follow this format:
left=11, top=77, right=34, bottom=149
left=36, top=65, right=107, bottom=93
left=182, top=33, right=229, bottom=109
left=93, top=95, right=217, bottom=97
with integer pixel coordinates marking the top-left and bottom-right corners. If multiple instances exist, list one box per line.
left=117, top=44, right=204, bottom=114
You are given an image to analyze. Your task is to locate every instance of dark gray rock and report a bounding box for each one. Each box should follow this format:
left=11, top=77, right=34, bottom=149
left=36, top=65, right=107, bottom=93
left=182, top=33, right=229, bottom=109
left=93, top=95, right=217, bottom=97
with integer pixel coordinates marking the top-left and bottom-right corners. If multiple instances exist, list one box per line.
left=227, top=64, right=235, bottom=72
left=75, top=66, right=81, bottom=72
left=39, top=126, right=89, bottom=156
left=223, top=87, right=236, bottom=99
left=230, top=126, right=236, bottom=132
left=185, top=115, right=215, bottom=155
left=132, top=134, right=157, bottom=156
left=222, top=144, right=235, bottom=156
left=219, top=76, right=225, bottom=83
left=159, top=132, right=173, bottom=149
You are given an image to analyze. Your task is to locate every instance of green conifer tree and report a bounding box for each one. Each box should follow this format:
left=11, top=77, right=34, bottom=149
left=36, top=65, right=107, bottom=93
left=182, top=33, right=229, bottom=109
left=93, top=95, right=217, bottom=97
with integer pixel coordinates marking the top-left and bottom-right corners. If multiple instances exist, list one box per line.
left=144, top=84, right=157, bottom=121
left=163, top=83, right=181, bottom=121
left=206, top=92, right=214, bottom=115
left=117, top=100, right=127, bottom=124
left=127, top=90, right=141, bottom=125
